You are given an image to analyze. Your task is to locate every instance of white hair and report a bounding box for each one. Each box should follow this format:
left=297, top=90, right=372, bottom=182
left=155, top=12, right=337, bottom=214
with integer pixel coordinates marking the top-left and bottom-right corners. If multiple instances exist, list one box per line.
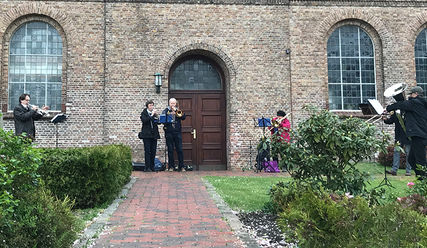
left=169, top=98, right=177, bottom=104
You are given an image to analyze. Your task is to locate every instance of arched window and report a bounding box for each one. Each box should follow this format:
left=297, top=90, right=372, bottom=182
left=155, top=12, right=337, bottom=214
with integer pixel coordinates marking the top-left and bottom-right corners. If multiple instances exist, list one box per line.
left=327, top=25, right=376, bottom=110
left=8, top=21, right=63, bottom=111
left=170, top=57, right=222, bottom=90
left=415, top=28, right=427, bottom=96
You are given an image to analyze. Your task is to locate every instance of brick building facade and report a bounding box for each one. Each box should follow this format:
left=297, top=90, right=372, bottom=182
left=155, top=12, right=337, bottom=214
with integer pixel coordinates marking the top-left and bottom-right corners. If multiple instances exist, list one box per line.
left=1, top=0, right=426, bottom=170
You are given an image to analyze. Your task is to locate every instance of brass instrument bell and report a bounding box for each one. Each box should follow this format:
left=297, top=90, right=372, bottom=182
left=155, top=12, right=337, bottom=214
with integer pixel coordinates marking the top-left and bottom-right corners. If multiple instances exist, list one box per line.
left=176, top=109, right=183, bottom=118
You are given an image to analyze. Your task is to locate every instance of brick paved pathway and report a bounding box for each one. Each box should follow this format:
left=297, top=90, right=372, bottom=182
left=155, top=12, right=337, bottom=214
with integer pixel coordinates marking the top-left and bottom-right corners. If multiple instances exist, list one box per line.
left=92, top=171, right=267, bottom=248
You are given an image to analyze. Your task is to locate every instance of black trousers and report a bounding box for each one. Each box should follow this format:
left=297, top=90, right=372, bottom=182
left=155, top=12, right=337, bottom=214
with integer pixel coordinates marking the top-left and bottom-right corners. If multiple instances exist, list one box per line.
left=408, top=136, right=426, bottom=178
left=165, top=132, right=184, bottom=169
left=143, top=138, right=157, bottom=171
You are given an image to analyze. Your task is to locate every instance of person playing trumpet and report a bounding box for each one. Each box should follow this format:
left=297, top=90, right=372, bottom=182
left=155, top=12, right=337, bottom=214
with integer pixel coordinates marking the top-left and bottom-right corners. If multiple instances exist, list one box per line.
left=13, top=93, right=49, bottom=141
left=140, top=100, right=160, bottom=172
left=162, top=98, right=186, bottom=171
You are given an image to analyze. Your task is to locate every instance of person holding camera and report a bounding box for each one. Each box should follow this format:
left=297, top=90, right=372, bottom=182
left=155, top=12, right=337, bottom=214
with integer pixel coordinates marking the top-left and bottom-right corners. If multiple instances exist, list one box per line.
left=140, top=100, right=160, bottom=172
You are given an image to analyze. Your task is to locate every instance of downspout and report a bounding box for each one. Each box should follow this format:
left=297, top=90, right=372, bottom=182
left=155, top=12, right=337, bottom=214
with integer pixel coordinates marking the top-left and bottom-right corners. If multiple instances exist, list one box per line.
left=288, top=1, right=294, bottom=128
left=102, top=0, right=108, bottom=144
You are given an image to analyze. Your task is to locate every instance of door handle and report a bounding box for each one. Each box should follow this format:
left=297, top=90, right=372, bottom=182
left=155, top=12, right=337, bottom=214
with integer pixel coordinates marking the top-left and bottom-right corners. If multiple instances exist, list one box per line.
left=191, top=129, right=196, bottom=140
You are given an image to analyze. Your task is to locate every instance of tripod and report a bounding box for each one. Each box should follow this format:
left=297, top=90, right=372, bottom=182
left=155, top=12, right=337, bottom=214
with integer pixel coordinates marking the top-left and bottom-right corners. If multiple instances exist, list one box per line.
left=375, top=115, right=394, bottom=189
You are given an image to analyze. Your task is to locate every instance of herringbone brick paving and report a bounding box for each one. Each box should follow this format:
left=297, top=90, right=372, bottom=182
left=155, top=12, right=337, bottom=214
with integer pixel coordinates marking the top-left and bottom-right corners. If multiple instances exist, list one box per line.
left=92, top=170, right=280, bottom=247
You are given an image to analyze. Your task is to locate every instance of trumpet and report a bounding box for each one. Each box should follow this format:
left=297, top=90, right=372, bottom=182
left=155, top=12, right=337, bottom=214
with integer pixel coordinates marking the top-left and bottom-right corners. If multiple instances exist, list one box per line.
left=176, top=109, right=184, bottom=118
left=29, top=104, right=49, bottom=116
left=171, top=107, right=184, bottom=118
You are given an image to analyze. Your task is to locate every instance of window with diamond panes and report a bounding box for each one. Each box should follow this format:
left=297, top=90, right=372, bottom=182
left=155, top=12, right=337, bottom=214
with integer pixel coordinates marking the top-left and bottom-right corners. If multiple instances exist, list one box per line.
left=8, top=21, right=63, bottom=111
left=170, top=58, right=222, bottom=90
left=327, top=26, right=376, bottom=110
left=415, top=28, right=427, bottom=97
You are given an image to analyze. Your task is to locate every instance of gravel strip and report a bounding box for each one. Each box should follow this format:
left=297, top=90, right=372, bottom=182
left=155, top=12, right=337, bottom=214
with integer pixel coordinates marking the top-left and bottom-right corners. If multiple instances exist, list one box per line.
left=237, top=211, right=297, bottom=248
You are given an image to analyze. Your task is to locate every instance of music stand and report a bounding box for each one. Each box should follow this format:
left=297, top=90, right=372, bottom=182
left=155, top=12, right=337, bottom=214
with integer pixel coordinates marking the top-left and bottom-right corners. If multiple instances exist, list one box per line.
left=50, top=113, right=67, bottom=148
left=159, top=114, right=174, bottom=124
left=360, top=100, right=394, bottom=188
left=253, top=117, right=272, bottom=172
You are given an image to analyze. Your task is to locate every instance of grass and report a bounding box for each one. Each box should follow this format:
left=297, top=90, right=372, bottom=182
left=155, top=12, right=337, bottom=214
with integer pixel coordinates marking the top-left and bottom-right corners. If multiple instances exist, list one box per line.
left=204, top=162, right=418, bottom=212
left=205, top=176, right=290, bottom=211
left=73, top=202, right=109, bottom=232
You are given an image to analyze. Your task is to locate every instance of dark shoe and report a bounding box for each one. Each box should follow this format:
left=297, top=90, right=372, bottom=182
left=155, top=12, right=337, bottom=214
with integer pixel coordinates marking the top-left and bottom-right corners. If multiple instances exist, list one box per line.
left=386, top=170, right=397, bottom=176
left=405, top=172, right=411, bottom=176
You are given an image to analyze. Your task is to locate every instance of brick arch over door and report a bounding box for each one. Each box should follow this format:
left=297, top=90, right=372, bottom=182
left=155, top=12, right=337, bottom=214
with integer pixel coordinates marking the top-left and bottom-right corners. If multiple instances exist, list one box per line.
left=165, top=48, right=231, bottom=170
left=162, top=43, right=236, bottom=88
left=1, top=14, right=70, bottom=113
left=162, top=43, right=235, bottom=170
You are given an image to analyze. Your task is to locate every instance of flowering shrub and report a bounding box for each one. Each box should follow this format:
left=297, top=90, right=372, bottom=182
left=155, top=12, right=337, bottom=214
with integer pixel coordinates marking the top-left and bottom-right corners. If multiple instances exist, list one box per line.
left=275, top=185, right=427, bottom=247
left=271, top=106, right=389, bottom=195
left=397, top=194, right=427, bottom=215
left=407, top=178, right=427, bottom=197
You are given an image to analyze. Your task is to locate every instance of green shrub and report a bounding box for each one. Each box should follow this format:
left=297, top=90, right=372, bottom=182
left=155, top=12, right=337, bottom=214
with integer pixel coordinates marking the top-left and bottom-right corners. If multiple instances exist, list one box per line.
left=1, top=126, right=78, bottom=248
left=0, top=187, right=77, bottom=248
left=271, top=106, right=389, bottom=195
left=0, top=127, right=41, bottom=225
left=276, top=186, right=427, bottom=247
left=38, top=144, right=132, bottom=208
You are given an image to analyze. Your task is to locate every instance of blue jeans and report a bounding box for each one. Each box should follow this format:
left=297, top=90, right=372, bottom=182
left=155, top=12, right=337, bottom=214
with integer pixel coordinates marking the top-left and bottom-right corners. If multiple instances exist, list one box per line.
left=391, top=144, right=411, bottom=173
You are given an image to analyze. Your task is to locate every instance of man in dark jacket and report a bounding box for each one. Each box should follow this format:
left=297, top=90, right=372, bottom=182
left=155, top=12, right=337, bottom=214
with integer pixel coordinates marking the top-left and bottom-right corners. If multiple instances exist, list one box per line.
left=162, top=98, right=186, bottom=171
left=13, top=94, right=44, bottom=141
left=383, top=111, right=411, bottom=176
left=386, top=86, right=427, bottom=179
left=140, top=100, right=160, bottom=172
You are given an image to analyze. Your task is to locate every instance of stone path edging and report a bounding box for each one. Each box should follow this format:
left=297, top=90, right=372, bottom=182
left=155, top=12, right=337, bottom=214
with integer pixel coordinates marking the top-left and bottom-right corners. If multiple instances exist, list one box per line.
left=73, top=176, right=137, bottom=248
left=202, top=178, right=261, bottom=248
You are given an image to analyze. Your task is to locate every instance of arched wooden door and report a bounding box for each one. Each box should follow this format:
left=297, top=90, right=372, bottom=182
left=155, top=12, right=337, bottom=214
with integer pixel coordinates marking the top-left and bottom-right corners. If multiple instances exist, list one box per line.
left=169, top=56, right=226, bottom=170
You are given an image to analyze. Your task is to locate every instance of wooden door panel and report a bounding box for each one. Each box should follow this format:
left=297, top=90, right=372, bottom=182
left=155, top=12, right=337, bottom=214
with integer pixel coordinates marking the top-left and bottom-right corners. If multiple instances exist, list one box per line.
left=169, top=93, right=226, bottom=170
left=197, top=94, right=226, bottom=169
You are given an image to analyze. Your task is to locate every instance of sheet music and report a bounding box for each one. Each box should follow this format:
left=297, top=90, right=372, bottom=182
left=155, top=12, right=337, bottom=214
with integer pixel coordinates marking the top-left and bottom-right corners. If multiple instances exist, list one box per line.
left=367, top=99, right=384, bottom=115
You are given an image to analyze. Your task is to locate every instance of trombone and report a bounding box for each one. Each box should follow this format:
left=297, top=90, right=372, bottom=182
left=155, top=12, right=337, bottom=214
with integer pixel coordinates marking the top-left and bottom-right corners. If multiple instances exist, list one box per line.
left=271, top=113, right=291, bottom=128
left=166, top=107, right=184, bottom=118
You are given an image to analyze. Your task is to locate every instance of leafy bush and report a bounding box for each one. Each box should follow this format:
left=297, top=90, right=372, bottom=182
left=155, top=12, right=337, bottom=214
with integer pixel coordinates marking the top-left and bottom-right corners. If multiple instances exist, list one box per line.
left=0, top=187, right=77, bottom=248
left=38, top=144, right=132, bottom=208
left=377, top=144, right=406, bottom=169
left=271, top=106, right=389, bottom=195
left=0, top=128, right=41, bottom=225
left=275, top=185, right=427, bottom=247
left=1, top=126, right=78, bottom=248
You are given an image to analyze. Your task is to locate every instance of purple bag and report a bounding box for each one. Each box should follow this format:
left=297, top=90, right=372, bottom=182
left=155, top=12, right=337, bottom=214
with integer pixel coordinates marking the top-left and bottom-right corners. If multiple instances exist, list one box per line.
left=264, top=160, right=280, bottom=173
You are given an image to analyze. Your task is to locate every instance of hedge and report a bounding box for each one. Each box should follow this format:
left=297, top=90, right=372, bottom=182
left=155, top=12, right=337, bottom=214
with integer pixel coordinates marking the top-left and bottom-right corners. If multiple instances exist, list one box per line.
left=38, top=144, right=132, bottom=209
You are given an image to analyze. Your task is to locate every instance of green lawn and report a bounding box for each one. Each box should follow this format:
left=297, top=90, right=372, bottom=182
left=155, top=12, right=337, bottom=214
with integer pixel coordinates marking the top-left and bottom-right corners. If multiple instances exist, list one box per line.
left=204, top=162, right=417, bottom=211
